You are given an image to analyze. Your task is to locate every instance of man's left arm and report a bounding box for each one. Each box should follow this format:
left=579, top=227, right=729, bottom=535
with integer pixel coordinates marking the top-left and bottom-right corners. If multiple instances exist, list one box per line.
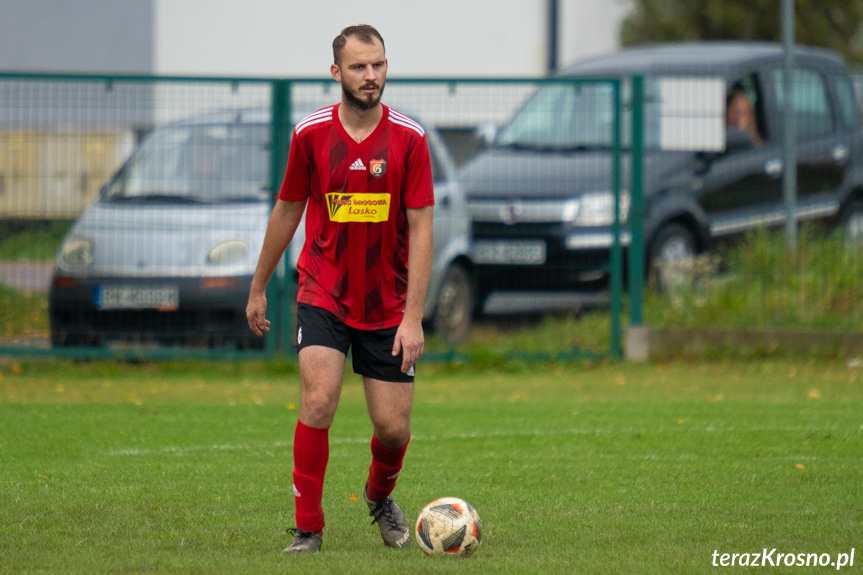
left=392, top=205, right=434, bottom=373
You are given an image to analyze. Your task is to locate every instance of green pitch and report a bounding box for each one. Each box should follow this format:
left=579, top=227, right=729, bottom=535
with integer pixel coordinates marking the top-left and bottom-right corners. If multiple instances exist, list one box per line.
left=1, top=359, right=861, bottom=574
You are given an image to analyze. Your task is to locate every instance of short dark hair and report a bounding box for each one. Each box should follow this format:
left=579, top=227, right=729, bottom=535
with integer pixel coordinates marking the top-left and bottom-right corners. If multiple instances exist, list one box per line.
left=332, top=24, right=385, bottom=66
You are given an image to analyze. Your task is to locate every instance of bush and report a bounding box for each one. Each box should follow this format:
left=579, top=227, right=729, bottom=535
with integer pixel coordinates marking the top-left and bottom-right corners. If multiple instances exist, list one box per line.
left=644, top=226, right=863, bottom=331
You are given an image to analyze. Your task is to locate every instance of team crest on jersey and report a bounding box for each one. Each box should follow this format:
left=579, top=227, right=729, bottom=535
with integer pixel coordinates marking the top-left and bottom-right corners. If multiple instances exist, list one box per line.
left=326, top=192, right=390, bottom=223
left=369, top=158, right=387, bottom=178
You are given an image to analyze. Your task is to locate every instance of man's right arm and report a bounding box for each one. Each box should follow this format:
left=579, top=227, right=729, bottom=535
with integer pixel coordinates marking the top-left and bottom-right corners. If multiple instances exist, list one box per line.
left=246, top=199, right=307, bottom=336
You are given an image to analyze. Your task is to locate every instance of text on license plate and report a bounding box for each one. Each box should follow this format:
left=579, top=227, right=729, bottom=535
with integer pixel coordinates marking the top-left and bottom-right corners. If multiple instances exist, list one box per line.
left=95, top=285, right=180, bottom=311
left=472, top=240, right=547, bottom=265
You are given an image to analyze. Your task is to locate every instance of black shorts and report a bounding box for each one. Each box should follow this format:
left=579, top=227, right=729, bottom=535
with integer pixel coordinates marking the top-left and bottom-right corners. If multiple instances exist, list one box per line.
left=295, top=303, right=415, bottom=383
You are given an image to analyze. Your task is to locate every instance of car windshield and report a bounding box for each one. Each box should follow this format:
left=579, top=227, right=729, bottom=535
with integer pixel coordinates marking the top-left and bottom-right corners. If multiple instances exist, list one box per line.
left=495, top=79, right=662, bottom=151
left=104, top=123, right=270, bottom=202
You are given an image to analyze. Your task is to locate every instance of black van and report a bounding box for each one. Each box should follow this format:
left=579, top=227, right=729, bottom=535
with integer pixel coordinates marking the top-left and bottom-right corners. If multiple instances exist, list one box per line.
left=461, top=42, right=863, bottom=309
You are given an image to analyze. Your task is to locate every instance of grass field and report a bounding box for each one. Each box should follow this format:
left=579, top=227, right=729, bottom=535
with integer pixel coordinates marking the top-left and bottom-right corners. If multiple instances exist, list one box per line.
left=0, top=220, right=72, bottom=262
left=2, top=358, right=861, bottom=574
left=0, top=284, right=48, bottom=339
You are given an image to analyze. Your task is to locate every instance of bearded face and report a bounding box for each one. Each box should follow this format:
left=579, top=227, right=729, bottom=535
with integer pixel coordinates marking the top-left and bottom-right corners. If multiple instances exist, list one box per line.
left=332, top=35, right=387, bottom=113
left=341, top=76, right=385, bottom=112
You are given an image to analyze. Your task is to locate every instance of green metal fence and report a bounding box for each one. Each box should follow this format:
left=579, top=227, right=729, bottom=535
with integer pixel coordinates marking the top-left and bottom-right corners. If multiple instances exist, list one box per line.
left=0, top=74, right=632, bottom=361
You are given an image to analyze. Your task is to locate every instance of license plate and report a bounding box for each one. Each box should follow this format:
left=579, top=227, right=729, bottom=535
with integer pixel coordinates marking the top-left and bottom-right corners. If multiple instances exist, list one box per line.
left=95, top=285, right=179, bottom=311
left=472, top=240, right=547, bottom=265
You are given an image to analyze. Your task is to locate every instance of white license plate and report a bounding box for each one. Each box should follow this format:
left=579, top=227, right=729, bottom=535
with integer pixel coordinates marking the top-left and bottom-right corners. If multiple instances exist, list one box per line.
left=95, top=285, right=179, bottom=311
left=472, top=240, right=547, bottom=265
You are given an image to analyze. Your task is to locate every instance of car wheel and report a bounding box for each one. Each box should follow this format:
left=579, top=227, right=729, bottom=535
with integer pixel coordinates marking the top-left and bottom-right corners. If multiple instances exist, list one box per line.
left=432, top=264, right=472, bottom=344
left=649, top=223, right=697, bottom=291
left=842, top=201, right=863, bottom=250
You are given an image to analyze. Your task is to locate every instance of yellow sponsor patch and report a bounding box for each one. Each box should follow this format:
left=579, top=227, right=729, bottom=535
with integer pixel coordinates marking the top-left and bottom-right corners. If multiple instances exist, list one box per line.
left=326, top=193, right=390, bottom=223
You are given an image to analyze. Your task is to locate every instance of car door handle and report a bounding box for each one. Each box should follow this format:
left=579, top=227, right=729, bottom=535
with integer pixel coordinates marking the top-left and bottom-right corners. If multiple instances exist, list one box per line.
left=764, top=159, right=783, bottom=177
left=832, top=145, right=849, bottom=163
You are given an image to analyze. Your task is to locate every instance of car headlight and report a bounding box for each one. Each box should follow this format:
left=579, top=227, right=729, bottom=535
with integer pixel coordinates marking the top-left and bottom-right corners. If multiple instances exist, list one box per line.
left=561, top=199, right=580, bottom=223
left=208, top=240, right=250, bottom=265
left=60, top=238, right=94, bottom=268
left=573, top=191, right=631, bottom=226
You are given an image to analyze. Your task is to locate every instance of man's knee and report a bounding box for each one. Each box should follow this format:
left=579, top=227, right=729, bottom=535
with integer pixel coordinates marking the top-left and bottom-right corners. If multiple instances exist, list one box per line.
left=297, top=346, right=345, bottom=427
left=374, top=419, right=410, bottom=448
left=300, top=389, right=340, bottom=428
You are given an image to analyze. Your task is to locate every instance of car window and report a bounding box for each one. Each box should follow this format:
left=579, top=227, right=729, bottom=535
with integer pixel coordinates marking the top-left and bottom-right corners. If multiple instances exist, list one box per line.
left=772, top=68, right=834, bottom=138
left=496, top=78, right=667, bottom=151
left=105, top=124, right=270, bottom=202
left=429, top=143, right=444, bottom=184
left=725, top=74, right=767, bottom=148
left=834, top=75, right=860, bottom=130
left=496, top=81, right=618, bottom=150
left=423, top=127, right=449, bottom=184
left=854, top=75, right=863, bottom=116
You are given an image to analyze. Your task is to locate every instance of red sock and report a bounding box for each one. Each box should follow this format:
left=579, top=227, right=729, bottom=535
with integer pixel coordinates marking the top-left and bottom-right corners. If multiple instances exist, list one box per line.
left=292, top=420, right=329, bottom=534
left=366, top=434, right=410, bottom=501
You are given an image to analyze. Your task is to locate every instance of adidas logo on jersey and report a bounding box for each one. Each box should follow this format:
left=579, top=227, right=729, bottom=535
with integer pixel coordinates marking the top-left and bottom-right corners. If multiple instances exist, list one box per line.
left=349, top=158, right=366, bottom=171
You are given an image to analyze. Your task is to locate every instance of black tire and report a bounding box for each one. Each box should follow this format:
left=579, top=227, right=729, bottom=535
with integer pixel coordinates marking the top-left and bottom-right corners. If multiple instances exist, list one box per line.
left=431, top=264, right=472, bottom=344
left=648, top=223, right=697, bottom=291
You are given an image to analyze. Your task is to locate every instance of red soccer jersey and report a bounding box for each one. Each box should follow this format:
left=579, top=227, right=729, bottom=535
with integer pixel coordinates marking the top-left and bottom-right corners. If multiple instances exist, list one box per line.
left=279, top=103, right=435, bottom=330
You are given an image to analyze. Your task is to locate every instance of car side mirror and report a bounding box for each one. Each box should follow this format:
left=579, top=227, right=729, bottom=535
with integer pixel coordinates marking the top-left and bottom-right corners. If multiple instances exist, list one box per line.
left=724, top=127, right=754, bottom=153
left=475, top=123, right=498, bottom=147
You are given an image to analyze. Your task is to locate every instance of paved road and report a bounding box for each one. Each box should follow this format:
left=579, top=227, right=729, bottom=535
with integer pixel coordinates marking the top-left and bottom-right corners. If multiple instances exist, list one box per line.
left=0, top=261, right=53, bottom=294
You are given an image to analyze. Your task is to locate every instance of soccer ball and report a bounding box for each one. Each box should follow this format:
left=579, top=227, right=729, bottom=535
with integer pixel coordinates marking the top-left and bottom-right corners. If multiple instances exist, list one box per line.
left=415, top=497, right=482, bottom=557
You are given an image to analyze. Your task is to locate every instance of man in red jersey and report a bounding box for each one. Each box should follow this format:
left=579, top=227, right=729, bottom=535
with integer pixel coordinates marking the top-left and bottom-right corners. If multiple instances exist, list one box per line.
left=245, top=24, right=434, bottom=554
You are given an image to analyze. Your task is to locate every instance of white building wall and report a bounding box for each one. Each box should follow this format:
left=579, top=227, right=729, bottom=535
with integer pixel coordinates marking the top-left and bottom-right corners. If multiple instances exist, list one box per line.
left=0, top=0, right=154, bottom=73
left=154, top=0, right=631, bottom=78
left=560, top=0, right=631, bottom=68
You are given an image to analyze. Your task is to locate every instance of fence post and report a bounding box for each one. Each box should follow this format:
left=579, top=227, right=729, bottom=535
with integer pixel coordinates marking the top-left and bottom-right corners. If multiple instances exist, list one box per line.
left=782, top=0, right=798, bottom=252
left=269, top=79, right=292, bottom=356
left=628, top=75, right=645, bottom=328
left=610, top=78, right=623, bottom=357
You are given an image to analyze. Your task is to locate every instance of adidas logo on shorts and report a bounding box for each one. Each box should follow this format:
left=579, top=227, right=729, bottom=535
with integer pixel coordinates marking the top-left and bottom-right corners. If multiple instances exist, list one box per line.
left=349, top=158, right=366, bottom=171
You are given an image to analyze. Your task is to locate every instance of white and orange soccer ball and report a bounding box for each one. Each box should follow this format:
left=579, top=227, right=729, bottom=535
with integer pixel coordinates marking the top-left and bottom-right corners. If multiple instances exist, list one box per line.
left=415, top=497, right=482, bottom=557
